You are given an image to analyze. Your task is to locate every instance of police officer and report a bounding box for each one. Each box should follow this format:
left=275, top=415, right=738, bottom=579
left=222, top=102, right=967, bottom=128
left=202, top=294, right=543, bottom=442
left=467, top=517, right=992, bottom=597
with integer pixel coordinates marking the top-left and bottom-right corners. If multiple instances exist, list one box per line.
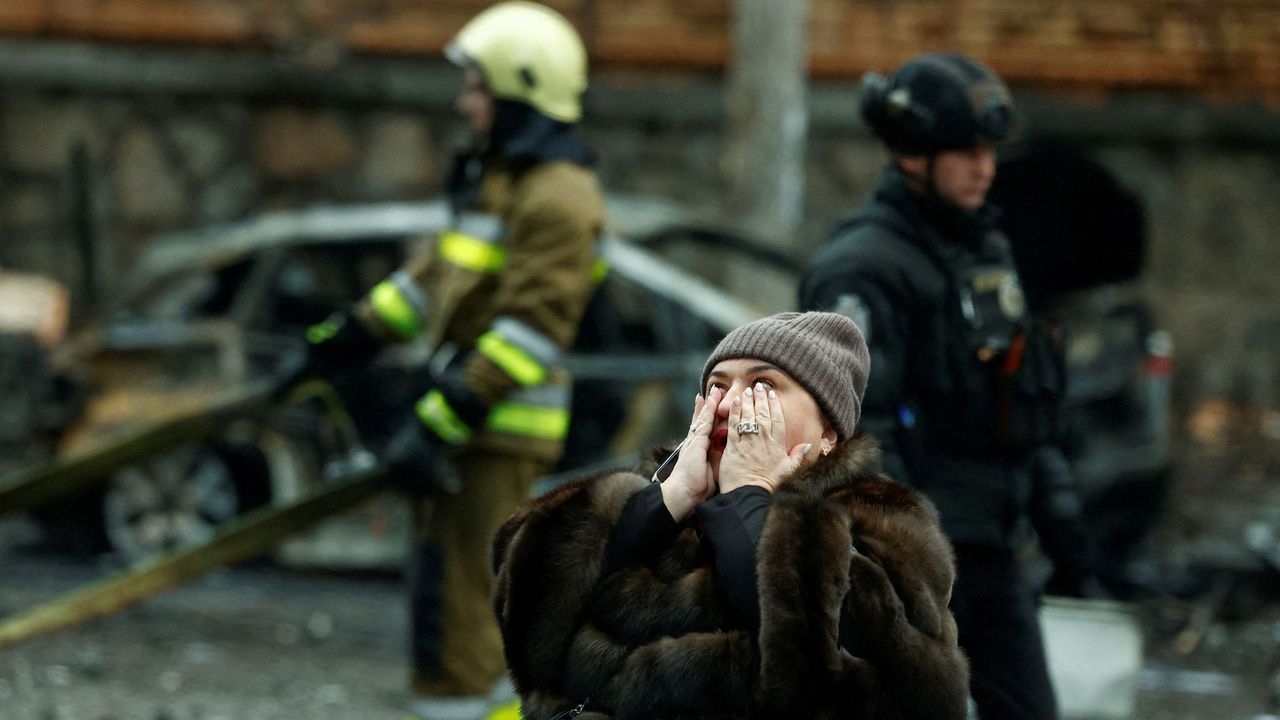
left=298, top=3, right=605, bottom=718
left=799, top=53, right=1078, bottom=720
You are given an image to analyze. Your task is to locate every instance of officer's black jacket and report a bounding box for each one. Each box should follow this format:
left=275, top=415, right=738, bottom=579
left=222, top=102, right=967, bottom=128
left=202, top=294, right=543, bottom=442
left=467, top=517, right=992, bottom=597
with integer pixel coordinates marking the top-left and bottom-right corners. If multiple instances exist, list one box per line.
left=799, top=166, right=1066, bottom=547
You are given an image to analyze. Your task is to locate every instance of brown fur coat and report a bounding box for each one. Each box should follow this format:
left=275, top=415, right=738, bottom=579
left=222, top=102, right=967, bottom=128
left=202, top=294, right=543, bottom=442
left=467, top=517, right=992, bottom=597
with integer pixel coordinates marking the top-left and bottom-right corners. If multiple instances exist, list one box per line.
left=492, top=435, right=969, bottom=720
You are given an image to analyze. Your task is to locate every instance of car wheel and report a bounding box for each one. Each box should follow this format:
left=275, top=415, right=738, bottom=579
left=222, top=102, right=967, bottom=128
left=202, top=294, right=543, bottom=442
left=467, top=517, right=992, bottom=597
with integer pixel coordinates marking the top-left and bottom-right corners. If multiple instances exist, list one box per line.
left=101, top=443, right=255, bottom=563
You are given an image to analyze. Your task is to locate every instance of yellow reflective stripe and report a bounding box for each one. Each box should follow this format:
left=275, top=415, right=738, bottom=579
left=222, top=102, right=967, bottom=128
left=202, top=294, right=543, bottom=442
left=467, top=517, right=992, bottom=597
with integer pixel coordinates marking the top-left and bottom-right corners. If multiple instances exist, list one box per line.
left=369, top=280, right=423, bottom=340
left=416, top=392, right=570, bottom=442
left=306, top=317, right=341, bottom=344
left=439, top=231, right=506, bottom=273
left=415, top=390, right=473, bottom=445
left=485, top=701, right=522, bottom=720
left=486, top=403, right=570, bottom=440
left=591, top=257, right=610, bottom=283
left=492, top=317, right=561, bottom=368
left=477, top=331, right=547, bottom=386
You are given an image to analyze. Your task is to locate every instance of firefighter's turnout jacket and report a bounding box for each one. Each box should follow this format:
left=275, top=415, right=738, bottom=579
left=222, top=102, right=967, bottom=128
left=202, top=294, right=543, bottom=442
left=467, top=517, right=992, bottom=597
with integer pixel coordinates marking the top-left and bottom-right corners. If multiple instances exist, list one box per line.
left=352, top=158, right=606, bottom=463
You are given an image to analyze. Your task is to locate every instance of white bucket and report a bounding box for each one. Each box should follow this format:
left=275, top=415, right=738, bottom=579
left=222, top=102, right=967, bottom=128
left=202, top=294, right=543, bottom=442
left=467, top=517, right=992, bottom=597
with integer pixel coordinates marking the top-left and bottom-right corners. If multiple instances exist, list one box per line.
left=1039, top=596, right=1144, bottom=720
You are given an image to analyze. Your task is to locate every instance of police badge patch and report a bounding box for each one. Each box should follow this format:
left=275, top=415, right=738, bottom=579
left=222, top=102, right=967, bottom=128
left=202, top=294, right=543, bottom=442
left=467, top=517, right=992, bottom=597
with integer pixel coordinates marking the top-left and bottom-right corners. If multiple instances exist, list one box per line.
left=832, top=293, right=872, bottom=343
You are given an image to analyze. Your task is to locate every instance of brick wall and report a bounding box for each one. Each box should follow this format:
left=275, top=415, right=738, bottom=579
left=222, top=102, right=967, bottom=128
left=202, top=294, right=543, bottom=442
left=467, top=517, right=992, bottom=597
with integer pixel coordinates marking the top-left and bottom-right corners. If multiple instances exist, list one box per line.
left=1, top=1, right=1278, bottom=100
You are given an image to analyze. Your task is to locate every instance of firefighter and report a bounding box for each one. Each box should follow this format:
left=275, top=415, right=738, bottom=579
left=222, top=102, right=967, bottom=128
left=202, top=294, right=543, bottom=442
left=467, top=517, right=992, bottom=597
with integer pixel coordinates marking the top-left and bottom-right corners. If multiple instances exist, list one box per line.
left=798, top=53, right=1086, bottom=720
left=298, top=3, right=605, bottom=718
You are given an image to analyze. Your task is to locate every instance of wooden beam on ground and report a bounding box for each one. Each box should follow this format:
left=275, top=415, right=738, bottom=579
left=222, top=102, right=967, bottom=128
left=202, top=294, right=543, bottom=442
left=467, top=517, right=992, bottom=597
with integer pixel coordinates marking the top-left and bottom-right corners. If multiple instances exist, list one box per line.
left=0, top=465, right=385, bottom=650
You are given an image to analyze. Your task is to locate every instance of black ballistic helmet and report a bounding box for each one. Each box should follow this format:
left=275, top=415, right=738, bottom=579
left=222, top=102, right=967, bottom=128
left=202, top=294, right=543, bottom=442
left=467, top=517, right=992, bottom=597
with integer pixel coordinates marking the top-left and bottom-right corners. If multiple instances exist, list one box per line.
left=860, top=52, right=1015, bottom=155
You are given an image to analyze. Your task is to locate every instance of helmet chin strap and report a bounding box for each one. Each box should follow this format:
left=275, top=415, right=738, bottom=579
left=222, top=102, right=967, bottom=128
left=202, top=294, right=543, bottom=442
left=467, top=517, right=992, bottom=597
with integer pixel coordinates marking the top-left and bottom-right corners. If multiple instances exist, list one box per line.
left=898, top=155, right=943, bottom=202
left=923, top=156, right=941, bottom=200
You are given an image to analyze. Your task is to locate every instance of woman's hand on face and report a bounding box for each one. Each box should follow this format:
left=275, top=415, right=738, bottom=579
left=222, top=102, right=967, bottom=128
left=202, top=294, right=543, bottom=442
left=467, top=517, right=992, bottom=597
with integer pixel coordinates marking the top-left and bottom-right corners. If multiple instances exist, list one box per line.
left=717, top=383, right=813, bottom=495
left=660, top=387, right=722, bottom=522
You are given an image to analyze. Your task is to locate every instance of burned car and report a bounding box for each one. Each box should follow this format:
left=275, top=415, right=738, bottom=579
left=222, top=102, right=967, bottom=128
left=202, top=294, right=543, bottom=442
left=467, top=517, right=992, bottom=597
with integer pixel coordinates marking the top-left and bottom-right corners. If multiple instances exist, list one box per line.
left=4, top=199, right=758, bottom=567
left=0, top=272, right=76, bottom=477
left=26, top=212, right=413, bottom=563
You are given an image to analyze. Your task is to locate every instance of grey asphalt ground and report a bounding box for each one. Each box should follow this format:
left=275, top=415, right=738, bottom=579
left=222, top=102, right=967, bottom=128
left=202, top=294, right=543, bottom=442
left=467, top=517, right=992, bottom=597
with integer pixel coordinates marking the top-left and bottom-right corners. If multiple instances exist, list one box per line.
left=0, top=533, right=1275, bottom=720
left=0, top=553, right=412, bottom=720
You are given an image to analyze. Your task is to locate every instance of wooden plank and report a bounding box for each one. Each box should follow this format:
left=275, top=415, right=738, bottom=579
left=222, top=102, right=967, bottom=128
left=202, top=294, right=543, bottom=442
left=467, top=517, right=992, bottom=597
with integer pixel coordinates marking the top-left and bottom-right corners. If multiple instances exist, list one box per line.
left=0, top=466, right=385, bottom=650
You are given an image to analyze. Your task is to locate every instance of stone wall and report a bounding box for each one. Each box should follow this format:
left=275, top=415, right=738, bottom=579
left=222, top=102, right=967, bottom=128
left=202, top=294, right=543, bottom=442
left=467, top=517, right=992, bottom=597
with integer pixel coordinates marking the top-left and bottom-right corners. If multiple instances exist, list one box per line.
left=0, top=89, right=446, bottom=304
left=1, top=39, right=1278, bottom=417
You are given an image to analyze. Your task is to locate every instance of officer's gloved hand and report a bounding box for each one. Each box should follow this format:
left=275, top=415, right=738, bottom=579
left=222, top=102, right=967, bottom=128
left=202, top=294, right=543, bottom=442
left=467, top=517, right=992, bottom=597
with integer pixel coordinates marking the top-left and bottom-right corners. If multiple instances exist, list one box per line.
left=382, top=416, right=462, bottom=495
left=383, top=363, right=490, bottom=495
left=1044, top=560, right=1107, bottom=599
left=1029, top=445, right=1103, bottom=598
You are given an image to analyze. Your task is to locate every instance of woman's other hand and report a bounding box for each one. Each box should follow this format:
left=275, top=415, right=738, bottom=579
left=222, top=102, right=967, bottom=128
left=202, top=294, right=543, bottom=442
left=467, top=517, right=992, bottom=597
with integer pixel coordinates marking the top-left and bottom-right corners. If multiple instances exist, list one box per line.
left=661, top=387, right=721, bottom=522
left=717, top=383, right=811, bottom=494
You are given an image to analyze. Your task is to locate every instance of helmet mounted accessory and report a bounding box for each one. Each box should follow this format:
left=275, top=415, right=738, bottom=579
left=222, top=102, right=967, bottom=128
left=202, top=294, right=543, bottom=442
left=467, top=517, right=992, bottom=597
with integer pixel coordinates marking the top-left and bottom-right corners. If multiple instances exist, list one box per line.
left=861, top=52, right=1016, bottom=157
left=969, top=79, right=1014, bottom=143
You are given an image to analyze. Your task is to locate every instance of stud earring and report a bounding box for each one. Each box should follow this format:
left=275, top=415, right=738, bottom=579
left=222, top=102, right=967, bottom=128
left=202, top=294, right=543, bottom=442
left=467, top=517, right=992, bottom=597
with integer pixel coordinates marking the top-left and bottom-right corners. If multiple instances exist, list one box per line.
left=821, top=442, right=832, bottom=457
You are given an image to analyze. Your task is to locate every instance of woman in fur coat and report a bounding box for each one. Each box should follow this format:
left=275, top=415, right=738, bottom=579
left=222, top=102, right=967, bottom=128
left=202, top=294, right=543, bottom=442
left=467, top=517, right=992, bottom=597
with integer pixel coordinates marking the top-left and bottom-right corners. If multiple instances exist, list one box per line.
left=492, top=312, right=970, bottom=719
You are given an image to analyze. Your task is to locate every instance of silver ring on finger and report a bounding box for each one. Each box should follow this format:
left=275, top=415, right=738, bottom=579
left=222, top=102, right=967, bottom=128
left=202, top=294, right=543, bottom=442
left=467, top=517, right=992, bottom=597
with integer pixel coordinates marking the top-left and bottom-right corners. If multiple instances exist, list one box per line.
left=736, top=421, right=760, bottom=435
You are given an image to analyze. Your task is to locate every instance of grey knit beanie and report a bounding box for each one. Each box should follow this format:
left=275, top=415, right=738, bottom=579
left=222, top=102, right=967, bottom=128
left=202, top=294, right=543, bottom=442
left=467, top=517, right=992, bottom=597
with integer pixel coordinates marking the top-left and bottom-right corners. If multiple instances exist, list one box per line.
left=700, top=311, right=870, bottom=438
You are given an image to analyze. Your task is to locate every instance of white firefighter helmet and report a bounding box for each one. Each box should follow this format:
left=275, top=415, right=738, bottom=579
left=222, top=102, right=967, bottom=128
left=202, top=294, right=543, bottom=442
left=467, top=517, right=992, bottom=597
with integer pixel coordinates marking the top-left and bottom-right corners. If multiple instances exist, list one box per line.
left=445, top=1, right=588, bottom=123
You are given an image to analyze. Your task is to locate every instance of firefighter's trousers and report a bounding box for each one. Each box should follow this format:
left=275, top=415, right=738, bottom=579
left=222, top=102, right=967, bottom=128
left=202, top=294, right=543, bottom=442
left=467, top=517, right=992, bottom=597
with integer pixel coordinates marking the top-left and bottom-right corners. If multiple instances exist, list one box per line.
left=408, top=449, right=546, bottom=697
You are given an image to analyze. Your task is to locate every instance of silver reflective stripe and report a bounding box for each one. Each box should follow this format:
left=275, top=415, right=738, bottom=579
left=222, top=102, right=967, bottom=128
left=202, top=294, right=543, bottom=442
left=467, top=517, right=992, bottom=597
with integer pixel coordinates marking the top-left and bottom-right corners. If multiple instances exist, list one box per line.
left=506, top=383, right=572, bottom=409
left=491, top=316, right=562, bottom=369
left=389, top=270, right=431, bottom=322
left=429, top=343, right=460, bottom=379
left=453, top=213, right=506, bottom=244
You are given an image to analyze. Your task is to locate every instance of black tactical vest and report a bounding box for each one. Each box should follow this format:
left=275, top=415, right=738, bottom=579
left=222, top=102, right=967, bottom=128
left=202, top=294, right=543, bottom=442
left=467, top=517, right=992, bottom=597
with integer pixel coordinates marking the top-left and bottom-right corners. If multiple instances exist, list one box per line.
left=836, top=204, right=1065, bottom=458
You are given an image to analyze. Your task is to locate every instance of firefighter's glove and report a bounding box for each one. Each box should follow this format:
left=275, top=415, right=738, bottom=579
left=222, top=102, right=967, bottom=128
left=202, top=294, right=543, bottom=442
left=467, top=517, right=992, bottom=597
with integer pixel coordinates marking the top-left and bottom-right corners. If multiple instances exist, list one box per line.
left=382, top=417, right=461, bottom=495
left=274, top=310, right=379, bottom=400
left=305, top=309, right=380, bottom=368
left=384, top=373, right=489, bottom=495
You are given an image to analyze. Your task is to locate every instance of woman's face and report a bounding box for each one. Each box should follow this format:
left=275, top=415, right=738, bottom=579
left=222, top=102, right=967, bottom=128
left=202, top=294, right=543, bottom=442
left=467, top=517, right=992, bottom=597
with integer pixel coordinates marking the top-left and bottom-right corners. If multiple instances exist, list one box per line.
left=704, top=358, right=837, bottom=481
